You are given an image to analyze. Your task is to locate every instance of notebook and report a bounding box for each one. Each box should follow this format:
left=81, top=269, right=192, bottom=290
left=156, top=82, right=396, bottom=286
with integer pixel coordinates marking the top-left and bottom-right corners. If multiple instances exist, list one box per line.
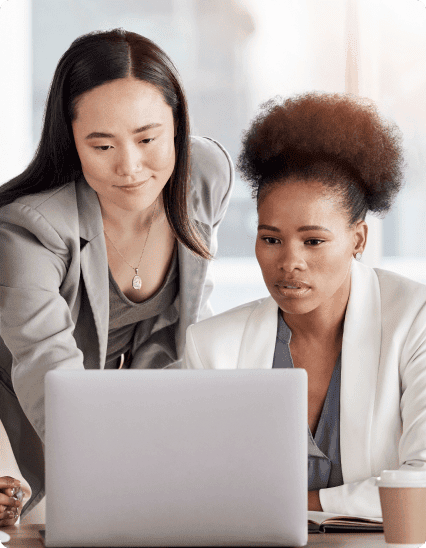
left=45, top=368, right=307, bottom=547
left=308, top=511, right=383, bottom=533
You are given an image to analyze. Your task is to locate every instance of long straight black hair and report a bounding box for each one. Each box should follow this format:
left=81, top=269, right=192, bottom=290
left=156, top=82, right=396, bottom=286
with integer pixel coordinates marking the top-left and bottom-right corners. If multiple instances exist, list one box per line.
left=0, top=29, right=211, bottom=259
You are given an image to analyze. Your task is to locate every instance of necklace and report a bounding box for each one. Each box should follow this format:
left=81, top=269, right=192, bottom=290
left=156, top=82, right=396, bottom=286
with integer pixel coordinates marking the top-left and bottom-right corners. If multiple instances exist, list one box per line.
left=103, top=198, right=158, bottom=290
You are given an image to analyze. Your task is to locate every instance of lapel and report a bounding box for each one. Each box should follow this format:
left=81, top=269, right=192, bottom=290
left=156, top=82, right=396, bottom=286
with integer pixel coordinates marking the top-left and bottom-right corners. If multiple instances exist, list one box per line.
left=176, top=220, right=211, bottom=357
left=340, top=259, right=382, bottom=483
left=236, top=296, right=279, bottom=369
left=75, top=179, right=109, bottom=369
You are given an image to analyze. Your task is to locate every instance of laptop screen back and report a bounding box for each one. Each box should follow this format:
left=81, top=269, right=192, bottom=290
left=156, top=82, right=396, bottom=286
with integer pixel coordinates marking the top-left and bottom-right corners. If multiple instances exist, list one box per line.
left=45, top=368, right=307, bottom=547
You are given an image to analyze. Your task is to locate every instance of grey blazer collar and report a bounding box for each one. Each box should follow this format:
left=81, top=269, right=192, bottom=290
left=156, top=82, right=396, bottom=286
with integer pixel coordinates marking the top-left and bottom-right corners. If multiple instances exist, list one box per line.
left=176, top=237, right=209, bottom=357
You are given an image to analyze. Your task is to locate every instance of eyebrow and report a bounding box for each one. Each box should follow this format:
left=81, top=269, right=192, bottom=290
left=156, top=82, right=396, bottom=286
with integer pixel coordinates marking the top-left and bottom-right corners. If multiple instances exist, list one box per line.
left=257, top=224, right=331, bottom=233
left=257, top=224, right=280, bottom=232
left=297, top=225, right=331, bottom=233
left=85, top=123, right=162, bottom=140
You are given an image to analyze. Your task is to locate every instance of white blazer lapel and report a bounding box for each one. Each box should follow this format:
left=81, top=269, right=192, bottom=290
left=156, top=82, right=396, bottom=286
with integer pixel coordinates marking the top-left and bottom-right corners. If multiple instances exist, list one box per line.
left=340, top=259, right=382, bottom=483
left=237, top=296, right=279, bottom=369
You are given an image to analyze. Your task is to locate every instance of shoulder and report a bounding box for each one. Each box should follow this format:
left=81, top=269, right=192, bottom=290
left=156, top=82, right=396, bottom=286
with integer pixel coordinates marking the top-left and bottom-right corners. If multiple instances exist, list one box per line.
left=185, top=296, right=277, bottom=369
left=190, top=136, right=233, bottom=178
left=188, top=296, right=270, bottom=345
left=352, top=260, right=426, bottom=319
left=0, top=182, right=78, bottom=227
left=0, top=182, right=79, bottom=260
left=374, top=267, right=426, bottom=318
left=372, top=266, right=426, bottom=356
left=189, top=136, right=234, bottom=226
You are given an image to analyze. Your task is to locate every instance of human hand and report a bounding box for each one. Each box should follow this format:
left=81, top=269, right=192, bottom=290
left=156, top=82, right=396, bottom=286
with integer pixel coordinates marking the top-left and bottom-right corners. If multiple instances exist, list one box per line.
left=0, top=477, right=22, bottom=527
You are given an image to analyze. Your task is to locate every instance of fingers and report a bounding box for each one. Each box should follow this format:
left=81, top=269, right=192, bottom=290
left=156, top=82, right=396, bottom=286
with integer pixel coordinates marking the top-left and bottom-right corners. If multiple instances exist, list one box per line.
left=0, top=518, right=18, bottom=527
left=0, top=476, right=21, bottom=491
left=3, top=487, right=23, bottom=500
left=0, top=514, right=19, bottom=527
left=0, top=493, right=21, bottom=509
left=0, top=478, right=22, bottom=527
left=0, top=505, right=20, bottom=527
left=0, top=507, right=19, bottom=519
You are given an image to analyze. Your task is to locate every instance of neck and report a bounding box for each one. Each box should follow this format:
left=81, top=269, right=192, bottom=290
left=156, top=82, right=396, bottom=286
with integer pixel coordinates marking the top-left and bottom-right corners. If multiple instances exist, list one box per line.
left=100, top=195, right=163, bottom=235
left=283, top=276, right=351, bottom=343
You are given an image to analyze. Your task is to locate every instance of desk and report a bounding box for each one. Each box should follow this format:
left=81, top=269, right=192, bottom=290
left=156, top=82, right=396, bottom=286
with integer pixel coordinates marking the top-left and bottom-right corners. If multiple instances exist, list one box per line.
left=2, top=524, right=388, bottom=547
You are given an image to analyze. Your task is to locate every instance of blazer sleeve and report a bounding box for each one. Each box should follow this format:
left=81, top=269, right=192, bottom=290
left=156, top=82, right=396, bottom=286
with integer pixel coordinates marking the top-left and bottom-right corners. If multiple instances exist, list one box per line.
left=318, top=476, right=381, bottom=517
left=0, top=208, right=85, bottom=441
left=193, top=137, right=235, bottom=322
left=319, top=302, right=426, bottom=517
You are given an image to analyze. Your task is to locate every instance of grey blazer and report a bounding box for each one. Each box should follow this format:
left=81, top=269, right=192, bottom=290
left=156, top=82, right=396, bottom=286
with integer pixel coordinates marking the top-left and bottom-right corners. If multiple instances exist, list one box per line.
left=0, top=136, right=234, bottom=513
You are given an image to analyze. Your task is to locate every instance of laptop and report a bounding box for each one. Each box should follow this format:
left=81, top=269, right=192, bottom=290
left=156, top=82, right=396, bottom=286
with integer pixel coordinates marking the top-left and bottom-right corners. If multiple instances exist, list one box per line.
left=45, top=368, right=308, bottom=547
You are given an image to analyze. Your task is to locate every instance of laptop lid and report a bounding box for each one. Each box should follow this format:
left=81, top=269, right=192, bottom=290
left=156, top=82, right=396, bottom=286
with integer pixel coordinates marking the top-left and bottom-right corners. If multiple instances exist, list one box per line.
left=45, top=369, right=307, bottom=547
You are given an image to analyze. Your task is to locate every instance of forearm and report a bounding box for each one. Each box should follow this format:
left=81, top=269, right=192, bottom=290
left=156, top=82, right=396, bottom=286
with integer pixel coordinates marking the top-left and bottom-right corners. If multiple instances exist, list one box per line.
left=318, top=476, right=381, bottom=517
left=308, top=490, right=323, bottom=511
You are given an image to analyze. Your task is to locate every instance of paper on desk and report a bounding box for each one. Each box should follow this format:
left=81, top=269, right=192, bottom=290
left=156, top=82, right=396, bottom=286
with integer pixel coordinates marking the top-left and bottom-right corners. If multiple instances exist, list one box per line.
left=308, top=510, right=383, bottom=524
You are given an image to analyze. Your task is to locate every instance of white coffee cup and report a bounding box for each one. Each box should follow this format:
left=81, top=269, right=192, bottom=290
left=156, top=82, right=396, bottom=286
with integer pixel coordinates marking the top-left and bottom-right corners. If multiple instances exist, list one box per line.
left=376, top=470, right=426, bottom=547
left=0, top=530, right=11, bottom=543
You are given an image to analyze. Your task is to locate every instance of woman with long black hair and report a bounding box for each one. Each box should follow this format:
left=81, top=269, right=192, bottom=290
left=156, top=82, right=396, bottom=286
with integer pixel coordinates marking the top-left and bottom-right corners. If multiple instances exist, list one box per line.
left=0, top=28, right=233, bottom=519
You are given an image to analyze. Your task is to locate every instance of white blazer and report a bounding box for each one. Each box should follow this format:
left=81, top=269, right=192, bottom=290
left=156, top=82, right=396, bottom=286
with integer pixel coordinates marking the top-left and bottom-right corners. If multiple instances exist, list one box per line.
left=183, top=259, right=426, bottom=518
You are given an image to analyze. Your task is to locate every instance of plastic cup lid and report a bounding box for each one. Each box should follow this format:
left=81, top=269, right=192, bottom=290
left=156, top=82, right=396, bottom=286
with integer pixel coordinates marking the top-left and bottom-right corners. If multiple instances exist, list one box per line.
left=376, top=469, right=426, bottom=487
left=0, top=530, right=11, bottom=543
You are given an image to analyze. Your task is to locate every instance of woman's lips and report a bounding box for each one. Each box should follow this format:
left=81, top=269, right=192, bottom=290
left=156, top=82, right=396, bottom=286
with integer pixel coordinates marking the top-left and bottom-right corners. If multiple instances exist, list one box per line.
left=275, top=280, right=311, bottom=298
left=116, top=178, right=150, bottom=192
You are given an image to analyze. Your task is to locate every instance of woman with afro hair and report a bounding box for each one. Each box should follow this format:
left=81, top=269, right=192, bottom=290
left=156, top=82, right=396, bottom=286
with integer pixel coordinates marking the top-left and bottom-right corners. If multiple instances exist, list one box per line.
left=183, top=92, right=426, bottom=517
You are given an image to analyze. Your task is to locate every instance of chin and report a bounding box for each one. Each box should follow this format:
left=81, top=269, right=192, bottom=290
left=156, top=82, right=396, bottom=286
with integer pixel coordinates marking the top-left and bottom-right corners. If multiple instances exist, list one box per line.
left=271, top=292, right=318, bottom=317
left=278, top=302, right=317, bottom=316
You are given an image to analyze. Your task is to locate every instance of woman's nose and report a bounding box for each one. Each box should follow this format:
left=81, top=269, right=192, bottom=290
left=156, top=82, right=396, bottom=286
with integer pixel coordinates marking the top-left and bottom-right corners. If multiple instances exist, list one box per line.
left=115, top=146, right=143, bottom=177
left=279, top=245, right=306, bottom=272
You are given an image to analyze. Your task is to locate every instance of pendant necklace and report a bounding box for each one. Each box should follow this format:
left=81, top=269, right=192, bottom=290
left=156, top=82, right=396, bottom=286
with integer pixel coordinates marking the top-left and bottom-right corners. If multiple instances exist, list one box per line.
left=104, top=198, right=158, bottom=290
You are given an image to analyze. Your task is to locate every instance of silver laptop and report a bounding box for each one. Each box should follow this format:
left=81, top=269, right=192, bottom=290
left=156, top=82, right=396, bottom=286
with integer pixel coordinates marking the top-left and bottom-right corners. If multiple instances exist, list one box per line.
left=45, top=369, right=307, bottom=547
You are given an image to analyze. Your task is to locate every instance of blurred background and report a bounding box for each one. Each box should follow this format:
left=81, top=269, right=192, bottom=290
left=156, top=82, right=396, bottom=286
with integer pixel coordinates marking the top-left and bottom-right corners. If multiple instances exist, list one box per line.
left=1, top=0, right=426, bottom=313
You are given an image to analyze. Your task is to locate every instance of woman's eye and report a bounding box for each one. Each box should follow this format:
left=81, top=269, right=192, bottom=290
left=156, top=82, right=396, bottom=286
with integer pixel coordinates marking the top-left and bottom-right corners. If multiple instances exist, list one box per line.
left=305, top=239, right=324, bottom=246
left=140, top=138, right=154, bottom=144
left=262, top=236, right=280, bottom=245
left=94, top=145, right=112, bottom=151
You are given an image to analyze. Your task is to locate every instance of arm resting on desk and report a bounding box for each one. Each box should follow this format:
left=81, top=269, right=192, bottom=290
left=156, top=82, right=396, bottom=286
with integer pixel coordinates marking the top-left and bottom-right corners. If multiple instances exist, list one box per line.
left=319, top=476, right=381, bottom=517
left=308, top=490, right=323, bottom=511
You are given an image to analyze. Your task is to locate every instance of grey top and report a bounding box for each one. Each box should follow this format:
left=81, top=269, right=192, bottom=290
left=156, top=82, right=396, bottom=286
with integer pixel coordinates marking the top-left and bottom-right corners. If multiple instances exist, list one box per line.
left=272, top=312, right=344, bottom=491
left=105, top=245, right=179, bottom=369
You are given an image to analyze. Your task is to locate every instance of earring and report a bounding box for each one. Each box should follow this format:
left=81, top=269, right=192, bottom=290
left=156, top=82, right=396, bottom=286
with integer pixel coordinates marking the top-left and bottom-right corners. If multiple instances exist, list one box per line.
left=355, top=252, right=362, bottom=261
